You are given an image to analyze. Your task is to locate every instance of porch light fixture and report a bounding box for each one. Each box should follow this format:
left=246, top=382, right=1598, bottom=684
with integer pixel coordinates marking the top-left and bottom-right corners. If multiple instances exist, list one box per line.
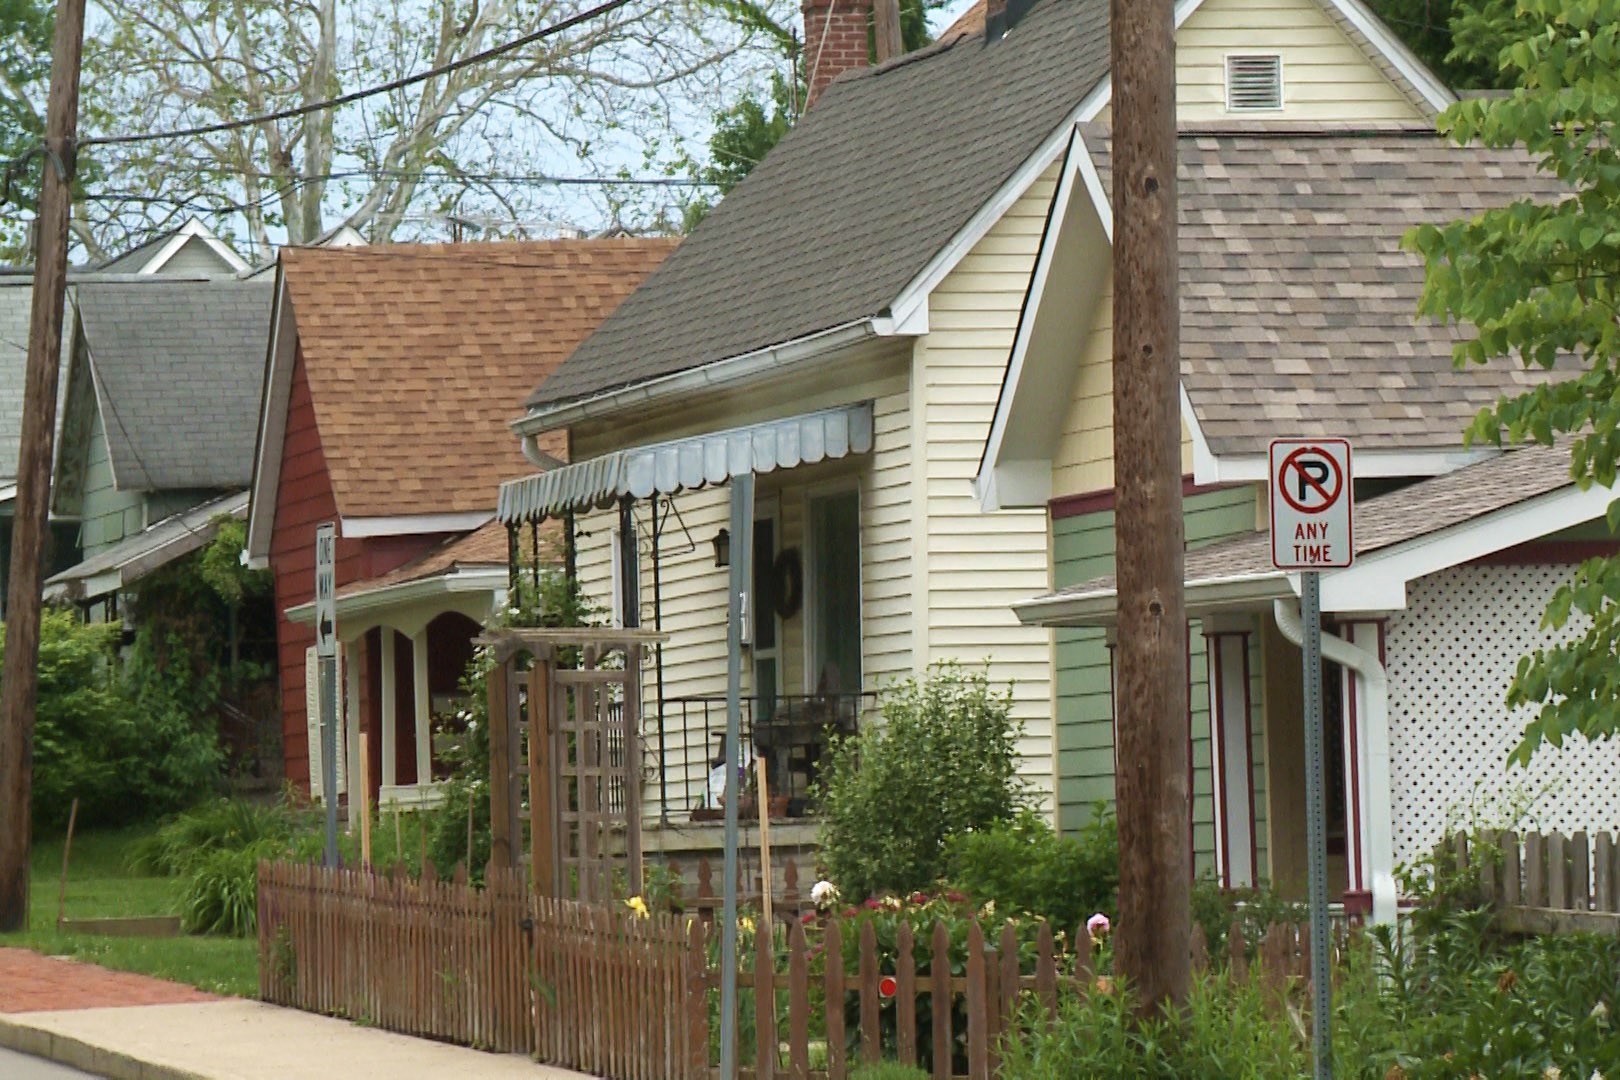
left=712, top=527, right=731, bottom=568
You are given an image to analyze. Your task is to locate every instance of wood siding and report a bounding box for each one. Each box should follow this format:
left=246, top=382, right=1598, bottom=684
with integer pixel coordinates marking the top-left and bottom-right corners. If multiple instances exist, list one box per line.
left=915, top=162, right=1062, bottom=806
left=1094, top=0, right=1425, bottom=124
left=1051, top=486, right=1266, bottom=876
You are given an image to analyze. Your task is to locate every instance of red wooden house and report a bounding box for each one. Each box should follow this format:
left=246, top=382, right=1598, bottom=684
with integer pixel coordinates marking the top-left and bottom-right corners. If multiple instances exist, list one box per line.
left=245, top=240, right=676, bottom=806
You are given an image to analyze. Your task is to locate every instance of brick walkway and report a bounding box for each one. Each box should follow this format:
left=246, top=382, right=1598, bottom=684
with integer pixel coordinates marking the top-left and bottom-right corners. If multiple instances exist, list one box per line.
left=0, top=949, right=217, bottom=1013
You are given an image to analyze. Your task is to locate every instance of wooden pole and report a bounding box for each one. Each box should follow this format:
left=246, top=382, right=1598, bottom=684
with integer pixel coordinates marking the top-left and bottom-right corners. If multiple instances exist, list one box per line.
left=755, top=756, right=774, bottom=939
left=1110, top=0, right=1190, bottom=1012
left=873, top=0, right=903, bottom=63
left=0, top=0, right=89, bottom=933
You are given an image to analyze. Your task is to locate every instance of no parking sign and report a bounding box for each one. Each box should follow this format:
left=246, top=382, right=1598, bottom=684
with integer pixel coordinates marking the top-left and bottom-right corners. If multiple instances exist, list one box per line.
left=1270, top=438, right=1354, bottom=570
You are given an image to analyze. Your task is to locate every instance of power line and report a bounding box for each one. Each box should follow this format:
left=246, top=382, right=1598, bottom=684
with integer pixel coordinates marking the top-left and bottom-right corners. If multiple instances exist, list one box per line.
left=80, top=0, right=637, bottom=148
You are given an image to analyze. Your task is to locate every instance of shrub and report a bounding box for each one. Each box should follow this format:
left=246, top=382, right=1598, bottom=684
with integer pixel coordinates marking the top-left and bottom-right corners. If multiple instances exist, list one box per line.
left=815, top=665, right=1027, bottom=901
left=130, top=797, right=298, bottom=876
left=848, top=1065, right=930, bottom=1080
left=180, top=841, right=281, bottom=936
left=1188, top=877, right=1308, bottom=960
left=945, top=808, right=1117, bottom=935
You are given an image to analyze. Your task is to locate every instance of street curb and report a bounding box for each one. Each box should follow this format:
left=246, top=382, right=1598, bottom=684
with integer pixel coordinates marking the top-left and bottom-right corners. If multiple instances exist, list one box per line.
left=0, top=1014, right=213, bottom=1080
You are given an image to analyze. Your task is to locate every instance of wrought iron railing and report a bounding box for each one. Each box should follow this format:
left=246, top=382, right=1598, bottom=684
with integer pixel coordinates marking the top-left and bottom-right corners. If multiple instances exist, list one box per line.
left=651, top=692, right=878, bottom=823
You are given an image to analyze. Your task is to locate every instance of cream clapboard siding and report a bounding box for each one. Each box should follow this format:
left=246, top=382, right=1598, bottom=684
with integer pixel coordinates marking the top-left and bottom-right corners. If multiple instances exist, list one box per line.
left=569, top=362, right=911, bottom=819
left=1095, top=0, right=1424, bottom=124
left=917, top=161, right=1061, bottom=806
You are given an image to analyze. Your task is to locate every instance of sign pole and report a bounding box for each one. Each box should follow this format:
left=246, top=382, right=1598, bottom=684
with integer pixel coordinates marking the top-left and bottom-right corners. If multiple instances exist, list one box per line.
left=315, top=524, right=339, bottom=868
left=718, top=474, right=754, bottom=1080
left=1269, top=437, right=1352, bottom=1080
left=1301, top=568, right=1332, bottom=1079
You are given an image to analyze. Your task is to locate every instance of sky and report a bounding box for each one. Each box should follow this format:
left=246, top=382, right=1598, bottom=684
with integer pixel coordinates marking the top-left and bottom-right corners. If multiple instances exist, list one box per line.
left=931, top=0, right=979, bottom=32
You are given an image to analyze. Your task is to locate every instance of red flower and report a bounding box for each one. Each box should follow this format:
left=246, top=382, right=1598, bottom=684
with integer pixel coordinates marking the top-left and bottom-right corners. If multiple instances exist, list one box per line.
left=909, top=891, right=929, bottom=905
left=801, top=912, right=818, bottom=925
left=864, top=898, right=882, bottom=910
left=842, top=907, right=858, bottom=919
left=945, top=890, right=968, bottom=905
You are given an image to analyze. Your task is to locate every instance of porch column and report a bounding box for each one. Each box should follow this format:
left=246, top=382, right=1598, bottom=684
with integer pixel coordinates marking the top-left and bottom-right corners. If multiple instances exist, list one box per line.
left=381, top=630, right=397, bottom=789
left=1203, top=616, right=1257, bottom=889
left=1336, top=619, right=1385, bottom=917
left=344, top=641, right=362, bottom=830
left=413, top=631, right=431, bottom=786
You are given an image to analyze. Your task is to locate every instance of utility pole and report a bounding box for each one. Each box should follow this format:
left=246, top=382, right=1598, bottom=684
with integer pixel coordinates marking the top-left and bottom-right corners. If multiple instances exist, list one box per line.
left=0, top=0, right=89, bottom=933
left=1109, top=0, right=1189, bottom=1012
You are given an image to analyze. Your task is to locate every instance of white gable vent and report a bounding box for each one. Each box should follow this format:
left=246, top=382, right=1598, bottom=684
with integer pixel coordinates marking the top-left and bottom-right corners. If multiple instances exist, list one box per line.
left=1226, top=54, right=1283, bottom=111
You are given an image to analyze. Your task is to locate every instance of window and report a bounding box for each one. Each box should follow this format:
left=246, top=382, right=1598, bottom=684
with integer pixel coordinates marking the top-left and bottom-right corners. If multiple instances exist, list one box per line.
left=1225, top=54, right=1283, bottom=112
left=807, top=488, right=861, bottom=695
left=610, top=525, right=639, bottom=627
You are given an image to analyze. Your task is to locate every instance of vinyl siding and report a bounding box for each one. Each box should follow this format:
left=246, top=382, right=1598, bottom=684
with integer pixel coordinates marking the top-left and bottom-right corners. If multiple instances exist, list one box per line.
left=1051, top=485, right=1267, bottom=878
left=1094, top=0, right=1425, bottom=123
left=78, top=408, right=145, bottom=557
left=916, top=162, right=1061, bottom=808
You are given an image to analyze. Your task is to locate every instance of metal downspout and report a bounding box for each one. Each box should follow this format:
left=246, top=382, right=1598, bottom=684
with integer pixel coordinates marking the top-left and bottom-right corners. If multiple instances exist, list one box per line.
left=1273, top=598, right=1396, bottom=926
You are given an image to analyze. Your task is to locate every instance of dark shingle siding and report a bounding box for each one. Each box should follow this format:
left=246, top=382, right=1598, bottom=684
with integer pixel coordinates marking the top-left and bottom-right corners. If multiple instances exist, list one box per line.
left=529, top=0, right=1112, bottom=410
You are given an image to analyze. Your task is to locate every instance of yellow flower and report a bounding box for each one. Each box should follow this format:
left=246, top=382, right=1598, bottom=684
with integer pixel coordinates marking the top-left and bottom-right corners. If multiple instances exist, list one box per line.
left=739, top=916, right=756, bottom=936
left=624, top=896, right=649, bottom=919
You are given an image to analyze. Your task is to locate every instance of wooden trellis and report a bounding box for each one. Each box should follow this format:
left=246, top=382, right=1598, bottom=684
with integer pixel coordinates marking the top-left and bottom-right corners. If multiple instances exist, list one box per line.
left=481, top=628, right=666, bottom=902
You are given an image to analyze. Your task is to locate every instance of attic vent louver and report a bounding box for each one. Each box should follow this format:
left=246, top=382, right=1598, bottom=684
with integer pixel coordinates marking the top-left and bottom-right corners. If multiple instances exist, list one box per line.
left=1226, top=54, right=1283, bottom=111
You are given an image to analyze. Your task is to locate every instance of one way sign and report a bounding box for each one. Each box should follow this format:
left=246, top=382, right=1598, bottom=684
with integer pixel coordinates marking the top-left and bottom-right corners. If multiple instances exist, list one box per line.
left=315, top=523, right=337, bottom=657
left=1270, top=439, right=1354, bottom=571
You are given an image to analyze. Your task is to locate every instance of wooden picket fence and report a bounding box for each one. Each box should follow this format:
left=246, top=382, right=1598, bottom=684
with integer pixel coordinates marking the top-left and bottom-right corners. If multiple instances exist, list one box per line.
left=719, top=915, right=1327, bottom=1080
left=257, top=860, right=704, bottom=1079
left=259, top=858, right=1333, bottom=1080
left=1446, top=830, right=1620, bottom=936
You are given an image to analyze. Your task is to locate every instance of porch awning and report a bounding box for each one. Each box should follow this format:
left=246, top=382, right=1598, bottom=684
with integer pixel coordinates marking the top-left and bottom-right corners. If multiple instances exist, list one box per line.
left=45, top=490, right=248, bottom=602
left=498, top=401, right=874, bottom=524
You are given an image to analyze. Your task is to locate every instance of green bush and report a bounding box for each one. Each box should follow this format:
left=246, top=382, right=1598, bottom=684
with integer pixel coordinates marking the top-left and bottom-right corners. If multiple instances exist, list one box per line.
left=847, top=1065, right=930, bottom=1080
left=815, top=665, right=1027, bottom=901
left=945, top=808, right=1117, bottom=936
left=18, top=611, right=132, bottom=829
left=1188, top=877, right=1308, bottom=960
left=129, top=797, right=298, bottom=876
left=180, top=841, right=280, bottom=936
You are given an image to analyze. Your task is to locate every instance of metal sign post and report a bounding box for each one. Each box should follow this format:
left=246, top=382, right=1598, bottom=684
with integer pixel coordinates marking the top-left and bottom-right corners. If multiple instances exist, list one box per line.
left=315, top=523, right=339, bottom=868
left=718, top=474, right=754, bottom=1080
left=1269, top=439, right=1353, bottom=1080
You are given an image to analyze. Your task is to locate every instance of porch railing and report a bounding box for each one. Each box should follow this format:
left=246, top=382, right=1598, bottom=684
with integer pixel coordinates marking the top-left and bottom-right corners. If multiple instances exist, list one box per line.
left=653, top=692, right=878, bottom=823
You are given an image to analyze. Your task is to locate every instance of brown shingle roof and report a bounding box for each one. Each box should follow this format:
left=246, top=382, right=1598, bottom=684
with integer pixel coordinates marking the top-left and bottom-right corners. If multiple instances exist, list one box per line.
left=1047, top=442, right=1579, bottom=601
left=282, top=239, right=676, bottom=519
left=1083, top=124, right=1569, bottom=457
left=337, top=520, right=514, bottom=598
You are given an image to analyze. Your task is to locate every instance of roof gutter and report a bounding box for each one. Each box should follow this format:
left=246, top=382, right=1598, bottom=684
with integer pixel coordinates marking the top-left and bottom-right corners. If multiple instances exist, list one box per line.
left=1013, top=570, right=1292, bottom=628
left=512, top=319, right=882, bottom=441
left=286, top=566, right=507, bottom=624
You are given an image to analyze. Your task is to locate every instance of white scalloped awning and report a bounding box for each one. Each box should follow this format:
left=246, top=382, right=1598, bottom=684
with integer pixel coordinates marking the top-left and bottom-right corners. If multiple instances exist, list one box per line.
left=498, top=402, right=874, bottom=523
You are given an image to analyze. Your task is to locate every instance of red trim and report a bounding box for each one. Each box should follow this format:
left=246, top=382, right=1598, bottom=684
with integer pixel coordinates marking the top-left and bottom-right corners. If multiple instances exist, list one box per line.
left=1470, top=539, right=1620, bottom=567
left=1208, top=631, right=1231, bottom=888
left=1340, top=890, right=1373, bottom=917
left=1049, top=476, right=1244, bottom=520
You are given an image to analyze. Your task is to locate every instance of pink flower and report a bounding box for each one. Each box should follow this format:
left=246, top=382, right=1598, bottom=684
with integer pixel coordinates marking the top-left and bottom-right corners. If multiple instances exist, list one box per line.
left=864, top=898, right=882, bottom=910
left=909, top=891, right=929, bottom=906
left=1086, top=913, right=1111, bottom=941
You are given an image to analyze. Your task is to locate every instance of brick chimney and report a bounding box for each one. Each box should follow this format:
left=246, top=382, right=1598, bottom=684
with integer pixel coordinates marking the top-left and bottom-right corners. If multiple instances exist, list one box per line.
left=803, top=0, right=872, bottom=109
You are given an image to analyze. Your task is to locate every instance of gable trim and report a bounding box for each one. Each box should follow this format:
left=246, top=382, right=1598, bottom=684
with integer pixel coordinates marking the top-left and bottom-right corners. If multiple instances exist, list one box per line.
left=1197, top=446, right=1499, bottom=485
left=141, top=219, right=251, bottom=276
left=340, top=511, right=494, bottom=539
left=246, top=271, right=296, bottom=563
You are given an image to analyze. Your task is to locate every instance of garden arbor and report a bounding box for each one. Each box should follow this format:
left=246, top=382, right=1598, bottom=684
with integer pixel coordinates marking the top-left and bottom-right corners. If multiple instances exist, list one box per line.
left=480, top=627, right=667, bottom=902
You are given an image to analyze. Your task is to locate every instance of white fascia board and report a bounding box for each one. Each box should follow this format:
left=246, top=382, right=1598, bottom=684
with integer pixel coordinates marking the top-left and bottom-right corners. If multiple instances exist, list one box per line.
left=340, top=511, right=494, bottom=539
left=1328, top=0, right=1457, bottom=112
left=1204, top=445, right=1500, bottom=484
left=0, top=484, right=17, bottom=505
left=246, top=271, right=296, bottom=562
left=1321, top=476, right=1608, bottom=613
left=511, top=320, right=880, bottom=437
left=286, top=567, right=506, bottom=624
left=1182, top=385, right=1222, bottom=485
left=1013, top=570, right=1291, bottom=628
left=142, top=218, right=251, bottom=275
left=976, top=128, right=1084, bottom=511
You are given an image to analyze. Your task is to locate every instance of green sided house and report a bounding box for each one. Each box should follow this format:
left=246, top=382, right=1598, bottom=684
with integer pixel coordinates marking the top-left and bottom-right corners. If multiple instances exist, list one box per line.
left=494, top=0, right=1456, bottom=833
left=978, top=123, right=1615, bottom=924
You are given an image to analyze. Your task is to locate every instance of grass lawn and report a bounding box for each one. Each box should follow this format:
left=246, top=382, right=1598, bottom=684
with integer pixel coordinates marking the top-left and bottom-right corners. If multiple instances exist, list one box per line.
left=0, top=822, right=259, bottom=998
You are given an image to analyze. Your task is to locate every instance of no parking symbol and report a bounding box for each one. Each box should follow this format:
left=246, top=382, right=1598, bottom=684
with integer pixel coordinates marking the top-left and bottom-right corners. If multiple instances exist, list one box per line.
left=1270, top=439, right=1353, bottom=570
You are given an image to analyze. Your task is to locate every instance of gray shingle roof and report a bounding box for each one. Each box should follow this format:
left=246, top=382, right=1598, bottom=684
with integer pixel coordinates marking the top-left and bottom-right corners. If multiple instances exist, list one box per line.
left=1047, top=442, right=1580, bottom=601
left=1084, top=124, right=1570, bottom=457
left=75, top=278, right=273, bottom=491
left=0, top=281, right=74, bottom=487
left=527, top=0, right=1112, bottom=411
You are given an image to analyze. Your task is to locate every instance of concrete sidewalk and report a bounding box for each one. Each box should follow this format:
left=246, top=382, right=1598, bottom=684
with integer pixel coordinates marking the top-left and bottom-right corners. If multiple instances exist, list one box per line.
left=0, top=950, right=595, bottom=1079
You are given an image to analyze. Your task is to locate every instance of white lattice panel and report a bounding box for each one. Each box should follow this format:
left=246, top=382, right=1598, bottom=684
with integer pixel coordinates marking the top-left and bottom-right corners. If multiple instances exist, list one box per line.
left=1386, top=563, right=1620, bottom=872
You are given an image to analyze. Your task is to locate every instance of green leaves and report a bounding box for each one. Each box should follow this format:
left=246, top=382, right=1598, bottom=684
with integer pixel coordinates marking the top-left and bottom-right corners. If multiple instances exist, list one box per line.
left=1409, top=0, right=1620, bottom=764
